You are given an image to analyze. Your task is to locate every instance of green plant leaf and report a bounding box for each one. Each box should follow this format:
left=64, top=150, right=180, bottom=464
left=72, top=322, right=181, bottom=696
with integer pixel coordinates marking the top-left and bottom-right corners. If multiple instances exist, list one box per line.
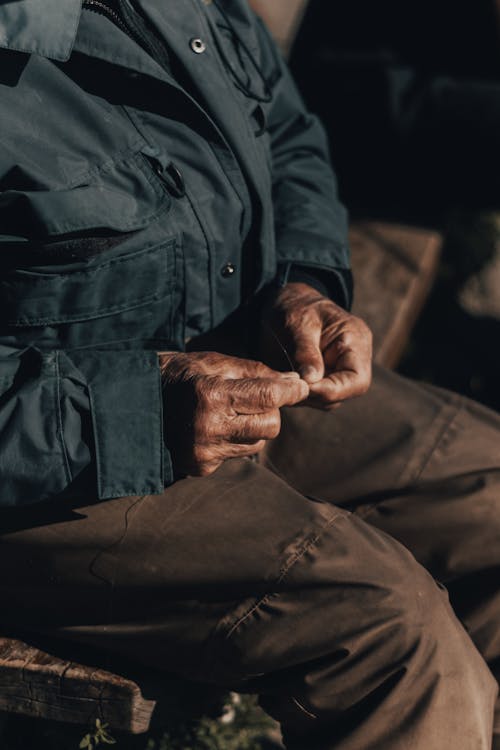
left=80, top=735, right=92, bottom=749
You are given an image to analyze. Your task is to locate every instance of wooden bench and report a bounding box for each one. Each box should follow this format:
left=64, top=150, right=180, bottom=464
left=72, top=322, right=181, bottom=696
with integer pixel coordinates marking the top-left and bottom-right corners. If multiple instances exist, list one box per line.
left=0, top=638, right=156, bottom=734
left=350, top=222, right=441, bottom=368
left=0, top=2, right=442, bottom=739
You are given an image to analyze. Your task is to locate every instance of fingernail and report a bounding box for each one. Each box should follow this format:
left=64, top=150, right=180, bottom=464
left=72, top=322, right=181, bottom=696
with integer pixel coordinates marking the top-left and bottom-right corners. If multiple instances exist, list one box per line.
left=279, top=371, right=300, bottom=379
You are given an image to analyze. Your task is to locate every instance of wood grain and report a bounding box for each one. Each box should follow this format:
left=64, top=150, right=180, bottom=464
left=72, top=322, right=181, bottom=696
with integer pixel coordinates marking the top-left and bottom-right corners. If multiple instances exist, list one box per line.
left=0, top=638, right=155, bottom=734
left=350, top=222, right=442, bottom=368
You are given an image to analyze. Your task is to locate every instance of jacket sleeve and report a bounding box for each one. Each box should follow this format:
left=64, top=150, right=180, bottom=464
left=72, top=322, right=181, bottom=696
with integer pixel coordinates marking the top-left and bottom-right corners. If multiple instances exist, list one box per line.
left=0, top=342, right=168, bottom=508
left=253, top=17, right=352, bottom=305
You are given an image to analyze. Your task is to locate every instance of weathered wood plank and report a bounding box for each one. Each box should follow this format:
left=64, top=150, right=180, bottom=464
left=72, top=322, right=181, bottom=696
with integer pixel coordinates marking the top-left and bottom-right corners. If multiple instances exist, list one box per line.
left=0, top=639, right=155, bottom=733
left=350, top=222, right=442, bottom=368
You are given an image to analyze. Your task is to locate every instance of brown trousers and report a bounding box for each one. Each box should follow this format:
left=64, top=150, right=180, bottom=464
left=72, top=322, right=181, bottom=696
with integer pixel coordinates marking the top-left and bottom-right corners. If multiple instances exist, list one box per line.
left=1, top=366, right=499, bottom=749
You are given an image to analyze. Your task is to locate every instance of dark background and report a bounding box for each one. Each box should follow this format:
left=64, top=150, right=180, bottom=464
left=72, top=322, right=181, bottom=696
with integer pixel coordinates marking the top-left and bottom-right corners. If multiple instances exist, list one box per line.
left=290, top=0, right=500, bottom=412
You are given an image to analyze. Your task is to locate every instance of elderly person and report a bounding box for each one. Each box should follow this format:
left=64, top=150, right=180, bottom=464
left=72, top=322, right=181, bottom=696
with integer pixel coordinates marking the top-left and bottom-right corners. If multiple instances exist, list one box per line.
left=0, top=1, right=499, bottom=748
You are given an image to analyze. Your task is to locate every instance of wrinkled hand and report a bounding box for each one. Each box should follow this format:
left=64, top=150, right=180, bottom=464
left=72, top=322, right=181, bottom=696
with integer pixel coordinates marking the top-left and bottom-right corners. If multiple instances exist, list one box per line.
left=158, top=351, right=309, bottom=477
left=261, top=282, right=372, bottom=409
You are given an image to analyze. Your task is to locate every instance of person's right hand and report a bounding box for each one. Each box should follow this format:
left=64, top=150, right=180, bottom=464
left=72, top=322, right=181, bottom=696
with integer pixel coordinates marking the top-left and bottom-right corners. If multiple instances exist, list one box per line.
left=158, top=351, right=309, bottom=477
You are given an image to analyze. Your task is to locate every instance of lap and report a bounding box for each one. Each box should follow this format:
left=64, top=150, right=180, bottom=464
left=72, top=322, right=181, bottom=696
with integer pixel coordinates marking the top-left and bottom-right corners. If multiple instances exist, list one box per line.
left=0, top=447, right=451, bottom=682
left=264, top=364, right=500, bottom=581
left=1, top=365, right=498, bottom=681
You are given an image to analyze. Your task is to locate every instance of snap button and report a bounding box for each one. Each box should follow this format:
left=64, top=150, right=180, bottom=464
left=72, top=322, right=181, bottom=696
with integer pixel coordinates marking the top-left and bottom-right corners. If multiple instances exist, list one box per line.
left=221, top=263, right=236, bottom=278
left=190, top=38, right=206, bottom=54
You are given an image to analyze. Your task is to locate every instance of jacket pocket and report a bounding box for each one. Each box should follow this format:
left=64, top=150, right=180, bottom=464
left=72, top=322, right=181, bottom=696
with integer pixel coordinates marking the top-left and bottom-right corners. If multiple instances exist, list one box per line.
left=0, top=236, right=180, bottom=349
left=0, top=150, right=171, bottom=239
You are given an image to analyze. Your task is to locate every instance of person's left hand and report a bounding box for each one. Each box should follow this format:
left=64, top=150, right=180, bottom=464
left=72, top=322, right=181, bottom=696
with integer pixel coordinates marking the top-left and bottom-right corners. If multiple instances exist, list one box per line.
left=260, top=282, right=373, bottom=409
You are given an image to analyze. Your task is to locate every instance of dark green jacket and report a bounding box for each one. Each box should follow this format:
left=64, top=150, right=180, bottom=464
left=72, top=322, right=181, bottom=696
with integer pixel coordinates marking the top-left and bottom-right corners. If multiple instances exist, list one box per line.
left=0, top=0, right=349, bottom=506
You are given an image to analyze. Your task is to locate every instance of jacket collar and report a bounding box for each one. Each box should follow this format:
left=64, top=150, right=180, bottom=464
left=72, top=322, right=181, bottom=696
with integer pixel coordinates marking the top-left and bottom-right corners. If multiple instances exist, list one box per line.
left=0, top=0, right=82, bottom=61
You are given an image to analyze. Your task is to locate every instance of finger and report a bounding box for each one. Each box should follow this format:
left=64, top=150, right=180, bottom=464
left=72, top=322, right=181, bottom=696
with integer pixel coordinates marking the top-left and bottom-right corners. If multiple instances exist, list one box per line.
left=189, top=352, right=300, bottom=381
left=291, top=322, right=325, bottom=384
left=225, top=376, right=309, bottom=413
left=222, top=356, right=300, bottom=381
left=309, top=359, right=372, bottom=403
left=299, top=394, right=343, bottom=411
left=189, top=440, right=267, bottom=476
left=228, top=411, right=281, bottom=442
left=224, top=439, right=267, bottom=457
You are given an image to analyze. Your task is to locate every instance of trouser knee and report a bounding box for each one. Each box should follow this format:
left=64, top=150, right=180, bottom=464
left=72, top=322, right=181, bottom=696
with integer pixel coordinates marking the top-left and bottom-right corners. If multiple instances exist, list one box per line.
left=209, top=512, right=497, bottom=747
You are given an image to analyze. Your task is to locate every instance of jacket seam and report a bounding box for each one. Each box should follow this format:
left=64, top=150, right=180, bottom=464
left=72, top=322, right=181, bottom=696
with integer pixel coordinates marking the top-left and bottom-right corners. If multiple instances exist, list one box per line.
left=60, top=137, right=148, bottom=190
left=54, top=351, right=72, bottom=485
left=7, top=291, right=170, bottom=328
left=4, top=239, right=175, bottom=326
left=7, top=237, right=175, bottom=281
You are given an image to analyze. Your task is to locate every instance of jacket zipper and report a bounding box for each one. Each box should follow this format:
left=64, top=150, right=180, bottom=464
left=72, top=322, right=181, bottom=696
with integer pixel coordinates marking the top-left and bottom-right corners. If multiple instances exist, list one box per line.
left=82, top=0, right=171, bottom=72
left=82, top=1, right=132, bottom=38
left=82, top=0, right=181, bottom=193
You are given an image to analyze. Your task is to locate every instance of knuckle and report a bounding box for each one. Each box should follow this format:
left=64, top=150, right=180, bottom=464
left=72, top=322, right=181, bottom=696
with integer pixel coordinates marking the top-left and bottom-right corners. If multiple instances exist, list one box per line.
left=246, top=357, right=271, bottom=377
left=259, top=381, right=277, bottom=408
left=199, top=377, right=225, bottom=409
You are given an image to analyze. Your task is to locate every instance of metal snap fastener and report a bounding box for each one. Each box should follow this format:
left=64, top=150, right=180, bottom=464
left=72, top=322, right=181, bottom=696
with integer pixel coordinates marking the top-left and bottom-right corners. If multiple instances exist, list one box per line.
left=221, top=263, right=236, bottom=278
left=190, top=37, right=206, bottom=54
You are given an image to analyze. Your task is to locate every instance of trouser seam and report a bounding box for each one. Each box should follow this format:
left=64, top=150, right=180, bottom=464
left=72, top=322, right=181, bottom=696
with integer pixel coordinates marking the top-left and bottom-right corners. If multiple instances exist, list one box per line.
left=410, top=398, right=465, bottom=484
left=397, top=395, right=465, bottom=486
left=223, top=509, right=343, bottom=642
left=199, top=507, right=344, bottom=682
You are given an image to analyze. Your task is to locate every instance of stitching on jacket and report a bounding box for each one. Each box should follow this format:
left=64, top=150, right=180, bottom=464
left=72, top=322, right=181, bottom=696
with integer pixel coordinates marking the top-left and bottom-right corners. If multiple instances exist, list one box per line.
left=8, top=291, right=170, bottom=328
left=7, top=237, right=175, bottom=281
left=57, top=136, right=148, bottom=190
left=88, top=355, right=164, bottom=500
left=87, top=382, right=104, bottom=499
left=26, top=153, right=170, bottom=237
left=54, top=351, right=72, bottom=485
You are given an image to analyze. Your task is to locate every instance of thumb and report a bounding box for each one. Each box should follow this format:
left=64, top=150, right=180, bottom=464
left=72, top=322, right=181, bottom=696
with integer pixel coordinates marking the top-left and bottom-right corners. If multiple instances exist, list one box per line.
left=292, top=324, right=324, bottom=384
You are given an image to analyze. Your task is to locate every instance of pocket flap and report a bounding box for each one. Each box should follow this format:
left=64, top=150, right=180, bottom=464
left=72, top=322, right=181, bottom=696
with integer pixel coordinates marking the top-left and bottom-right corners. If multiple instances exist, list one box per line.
left=0, top=152, right=170, bottom=238
left=0, top=238, right=176, bottom=327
